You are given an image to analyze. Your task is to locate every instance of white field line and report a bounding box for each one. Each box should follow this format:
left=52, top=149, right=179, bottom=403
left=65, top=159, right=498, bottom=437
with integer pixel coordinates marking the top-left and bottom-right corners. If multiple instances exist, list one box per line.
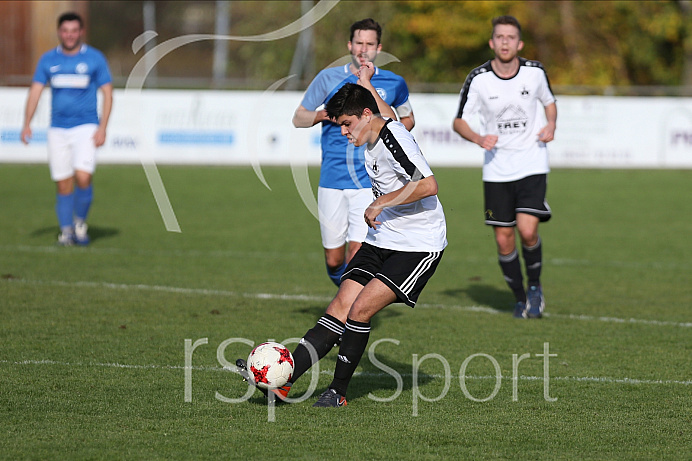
left=3, top=244, right=691, bottom=270
left=4, top=278, right=692, bottom=328
left=2, top=359, right=691, bottom=386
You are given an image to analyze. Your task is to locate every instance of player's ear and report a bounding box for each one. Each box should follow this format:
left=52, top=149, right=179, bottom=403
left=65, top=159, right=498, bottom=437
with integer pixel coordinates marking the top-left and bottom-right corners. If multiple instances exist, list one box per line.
left=518, top=40, right=524, bottom=51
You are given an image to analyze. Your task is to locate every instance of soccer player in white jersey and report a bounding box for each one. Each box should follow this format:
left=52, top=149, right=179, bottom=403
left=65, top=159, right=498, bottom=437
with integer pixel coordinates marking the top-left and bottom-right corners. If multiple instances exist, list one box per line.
left=21, top=12, right=113, bottom=246
left=238, top=83, right=446, bottom=407
left=453, top=15, right=557, bottom=319
left=293, top=18, right=415, bottom=287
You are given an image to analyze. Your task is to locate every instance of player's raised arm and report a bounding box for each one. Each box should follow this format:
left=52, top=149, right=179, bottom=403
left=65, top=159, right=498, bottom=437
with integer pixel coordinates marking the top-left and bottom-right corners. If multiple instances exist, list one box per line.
left=356, top=61, right=397, bottom=121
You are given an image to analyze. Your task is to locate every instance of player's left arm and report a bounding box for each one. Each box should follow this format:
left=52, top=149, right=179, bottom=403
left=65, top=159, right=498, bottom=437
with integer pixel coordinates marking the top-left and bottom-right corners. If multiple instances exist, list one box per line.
left=364, top=175, right=438, bottom=229
left=537, top=102, right=557, bottom=143
left=93, top=83, right=113, bottom=148
left=356, top=62, right=397, bottom=121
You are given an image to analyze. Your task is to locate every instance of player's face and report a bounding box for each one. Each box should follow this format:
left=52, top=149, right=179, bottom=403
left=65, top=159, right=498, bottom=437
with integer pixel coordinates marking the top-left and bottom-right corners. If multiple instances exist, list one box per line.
left=58, top=20, right=83, bottom=52
left=336, top=113, right=371, bottom=147
left=348, top=29, right=382, bottom=68
left=489, top=24, right=523, bottom=63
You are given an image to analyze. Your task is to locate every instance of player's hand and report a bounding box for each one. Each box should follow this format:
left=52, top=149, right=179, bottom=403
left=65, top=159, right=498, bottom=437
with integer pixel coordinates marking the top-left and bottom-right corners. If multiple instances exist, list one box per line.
left=20, top=126, right=32, bottom=145
left=364, top=203, right=381, bottom=229
left=93, top=127, right=107, bottom=147
left=479, top=134, right=498, bottom=150
left=357, top=62, right=375, bottom=85
left=316, top=109, right=330, bottom=124
left=537, top=123, right=556, bottom=143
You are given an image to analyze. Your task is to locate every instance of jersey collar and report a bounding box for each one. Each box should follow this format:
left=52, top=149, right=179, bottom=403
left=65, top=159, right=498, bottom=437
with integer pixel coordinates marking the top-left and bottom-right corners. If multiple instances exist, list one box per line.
left=57, top=44, right=88, bottom=55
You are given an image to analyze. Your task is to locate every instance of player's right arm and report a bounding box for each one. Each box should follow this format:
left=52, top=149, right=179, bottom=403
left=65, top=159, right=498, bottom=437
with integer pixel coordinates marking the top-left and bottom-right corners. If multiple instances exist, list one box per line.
left=453, top=118, right=498, bottom=151
left=292, top=104, right=329, bottom=128
left=21, top=82, right=45, bottom=145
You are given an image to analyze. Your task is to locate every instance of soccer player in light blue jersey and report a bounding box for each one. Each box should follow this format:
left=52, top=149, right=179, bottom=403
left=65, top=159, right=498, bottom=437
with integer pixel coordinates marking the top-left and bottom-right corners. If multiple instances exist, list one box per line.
left=293, top=18, right=415, bottom=286
left=22, top=12, right=113, bottom=246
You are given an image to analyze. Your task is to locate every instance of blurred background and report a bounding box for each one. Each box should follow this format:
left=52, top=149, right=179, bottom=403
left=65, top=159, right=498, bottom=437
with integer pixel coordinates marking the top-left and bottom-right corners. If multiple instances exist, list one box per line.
left=1, top=0, right=691, bottom=95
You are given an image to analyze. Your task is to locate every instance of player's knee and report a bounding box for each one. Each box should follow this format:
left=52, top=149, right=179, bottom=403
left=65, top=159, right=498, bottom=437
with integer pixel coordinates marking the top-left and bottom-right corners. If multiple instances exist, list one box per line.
left=325, top=250, right=345, bottom=269
left=518, top=229, right=538, bottom=247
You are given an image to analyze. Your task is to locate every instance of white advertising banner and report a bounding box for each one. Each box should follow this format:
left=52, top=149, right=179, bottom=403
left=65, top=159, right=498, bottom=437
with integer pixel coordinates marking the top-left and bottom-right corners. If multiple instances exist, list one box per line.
left=1, top=87, right=691, bottom=168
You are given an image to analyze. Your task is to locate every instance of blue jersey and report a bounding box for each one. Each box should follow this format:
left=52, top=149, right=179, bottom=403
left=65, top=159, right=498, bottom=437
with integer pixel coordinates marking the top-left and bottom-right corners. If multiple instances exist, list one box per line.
left=301, top=64, right=410, bottom=189
left=32, top=44, right=112, bottom=129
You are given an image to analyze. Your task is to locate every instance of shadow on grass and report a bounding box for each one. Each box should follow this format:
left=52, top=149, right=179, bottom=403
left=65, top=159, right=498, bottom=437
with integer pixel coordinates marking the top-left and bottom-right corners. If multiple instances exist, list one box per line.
left=244, top=352, right=434, bottom=406
left=31, top=225, right=120, bottom=243
left=443, top=283, right=514, bottom=313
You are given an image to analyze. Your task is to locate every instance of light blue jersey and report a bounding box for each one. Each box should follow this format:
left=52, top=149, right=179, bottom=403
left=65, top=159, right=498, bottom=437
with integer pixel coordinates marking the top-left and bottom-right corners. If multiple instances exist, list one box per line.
left=32, top=44, right=112, bottom=129
left=301, top=64, right=410, bottom=189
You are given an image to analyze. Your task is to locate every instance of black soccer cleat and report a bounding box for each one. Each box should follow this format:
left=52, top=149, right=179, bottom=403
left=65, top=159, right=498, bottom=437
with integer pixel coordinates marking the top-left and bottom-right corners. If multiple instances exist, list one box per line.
left=312, top=388, right=347, bottom=408
left=236, top=358, right=268, bottom=397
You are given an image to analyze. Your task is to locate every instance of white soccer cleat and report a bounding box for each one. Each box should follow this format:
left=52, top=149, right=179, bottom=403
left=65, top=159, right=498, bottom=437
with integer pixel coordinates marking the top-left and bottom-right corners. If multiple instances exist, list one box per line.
left=74, top=222, right=90, bottom=246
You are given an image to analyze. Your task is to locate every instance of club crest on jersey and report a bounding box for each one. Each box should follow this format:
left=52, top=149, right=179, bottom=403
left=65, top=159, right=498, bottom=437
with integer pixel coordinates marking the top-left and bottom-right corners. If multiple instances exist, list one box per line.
left=372, top=158, right=379, bottom=173
left=76, top=62, right=89, bottom=74
left=376, top=88, right=387, bottom=100
left=520, top=86, right=530, bottom=99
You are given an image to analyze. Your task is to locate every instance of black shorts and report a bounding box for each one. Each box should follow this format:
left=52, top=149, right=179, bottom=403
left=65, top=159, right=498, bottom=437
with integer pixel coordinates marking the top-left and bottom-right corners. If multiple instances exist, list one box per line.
left=342, top=242, right=444, bottom=307
left=484, top=174, right=552, bottom=227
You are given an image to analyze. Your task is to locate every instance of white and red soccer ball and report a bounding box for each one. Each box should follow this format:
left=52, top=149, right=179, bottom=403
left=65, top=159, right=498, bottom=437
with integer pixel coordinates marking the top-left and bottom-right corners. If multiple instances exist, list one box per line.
left=247, top=341, right=294, bottom=389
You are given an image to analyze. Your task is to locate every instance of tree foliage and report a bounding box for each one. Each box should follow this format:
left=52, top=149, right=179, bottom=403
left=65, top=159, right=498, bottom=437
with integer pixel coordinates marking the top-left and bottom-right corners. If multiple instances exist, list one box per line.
left=87, top=0, right=691, bottom=90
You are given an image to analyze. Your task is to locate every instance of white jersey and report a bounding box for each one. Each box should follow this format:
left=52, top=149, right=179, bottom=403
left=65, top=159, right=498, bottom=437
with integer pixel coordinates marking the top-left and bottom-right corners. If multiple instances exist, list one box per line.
left=364, top=119, right=447, bottom=252
left=456, top=58, right=556, bottom=182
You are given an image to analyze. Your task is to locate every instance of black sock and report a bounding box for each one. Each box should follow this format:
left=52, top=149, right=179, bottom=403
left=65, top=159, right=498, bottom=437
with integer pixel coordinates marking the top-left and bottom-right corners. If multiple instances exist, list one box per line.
left=289, top=314, right=344, bottom=384
left=522, top=237, right=542, bottom=287
left=329, top=318, right=371, bottom=397
left=499, top=249, right=526, bottom=302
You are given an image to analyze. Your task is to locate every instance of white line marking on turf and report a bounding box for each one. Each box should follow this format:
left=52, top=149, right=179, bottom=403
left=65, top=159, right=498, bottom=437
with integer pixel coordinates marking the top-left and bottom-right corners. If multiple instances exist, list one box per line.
left=2, top=359, right=691, bottom=386
left=4, top=278, right=692, bottom=328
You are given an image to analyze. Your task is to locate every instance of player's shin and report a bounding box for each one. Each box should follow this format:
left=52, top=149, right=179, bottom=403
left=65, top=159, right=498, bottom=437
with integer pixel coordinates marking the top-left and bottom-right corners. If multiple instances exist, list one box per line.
left=328, top=318, right=371, bottom=397
left=290, top=314, right=345, bottom=383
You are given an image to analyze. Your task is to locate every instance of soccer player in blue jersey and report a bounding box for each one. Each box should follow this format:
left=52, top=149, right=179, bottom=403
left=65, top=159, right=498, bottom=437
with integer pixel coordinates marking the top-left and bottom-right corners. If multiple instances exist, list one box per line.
left=21, top=12, right=113, bottom=246
left=292, top=18, right=415, bottom=286
left=453, top=16, right=557, bottom=319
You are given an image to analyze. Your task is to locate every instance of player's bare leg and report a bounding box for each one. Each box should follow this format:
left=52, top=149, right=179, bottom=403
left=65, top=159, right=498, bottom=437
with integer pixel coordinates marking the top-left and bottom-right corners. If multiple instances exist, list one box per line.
left=315, top=279, right=396, bottom=407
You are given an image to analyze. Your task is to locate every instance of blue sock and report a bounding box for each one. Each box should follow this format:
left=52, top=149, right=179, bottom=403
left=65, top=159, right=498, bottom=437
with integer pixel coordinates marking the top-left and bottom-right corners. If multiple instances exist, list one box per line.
left=74, top=184, right=93, bottom=222
left=327, top=262, right=347, bottom=287
left=55, top=193, right=75, bottom=231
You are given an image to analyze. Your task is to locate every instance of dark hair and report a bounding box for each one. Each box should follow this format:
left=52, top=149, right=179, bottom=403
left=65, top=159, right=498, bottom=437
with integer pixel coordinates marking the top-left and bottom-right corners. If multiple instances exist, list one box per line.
left=350, top=18, right=382, bottom=44
left=491, top=15, right=521, bottom=39
left=325, top=83, right=380, bottom=120
left=58, top=12, right=83, bottom=28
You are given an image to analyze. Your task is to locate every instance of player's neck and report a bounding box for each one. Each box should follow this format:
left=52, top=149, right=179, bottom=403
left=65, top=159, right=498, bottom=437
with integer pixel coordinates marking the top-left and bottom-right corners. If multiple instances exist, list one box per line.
left=491, top=57, right=520, bottom=78
left=60, top=43, right=83, bottom=56
left=367, top=117, right=386, bottom=147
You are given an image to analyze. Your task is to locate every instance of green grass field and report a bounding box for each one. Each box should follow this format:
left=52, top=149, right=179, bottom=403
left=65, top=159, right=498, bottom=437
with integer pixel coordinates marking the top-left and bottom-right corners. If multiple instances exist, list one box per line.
left=1, top=164, right=690, bottom=460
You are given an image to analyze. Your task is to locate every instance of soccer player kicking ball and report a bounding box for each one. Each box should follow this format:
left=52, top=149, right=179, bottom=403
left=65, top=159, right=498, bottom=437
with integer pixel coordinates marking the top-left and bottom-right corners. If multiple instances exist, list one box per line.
left=239, top=83, right=447, bottom=407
